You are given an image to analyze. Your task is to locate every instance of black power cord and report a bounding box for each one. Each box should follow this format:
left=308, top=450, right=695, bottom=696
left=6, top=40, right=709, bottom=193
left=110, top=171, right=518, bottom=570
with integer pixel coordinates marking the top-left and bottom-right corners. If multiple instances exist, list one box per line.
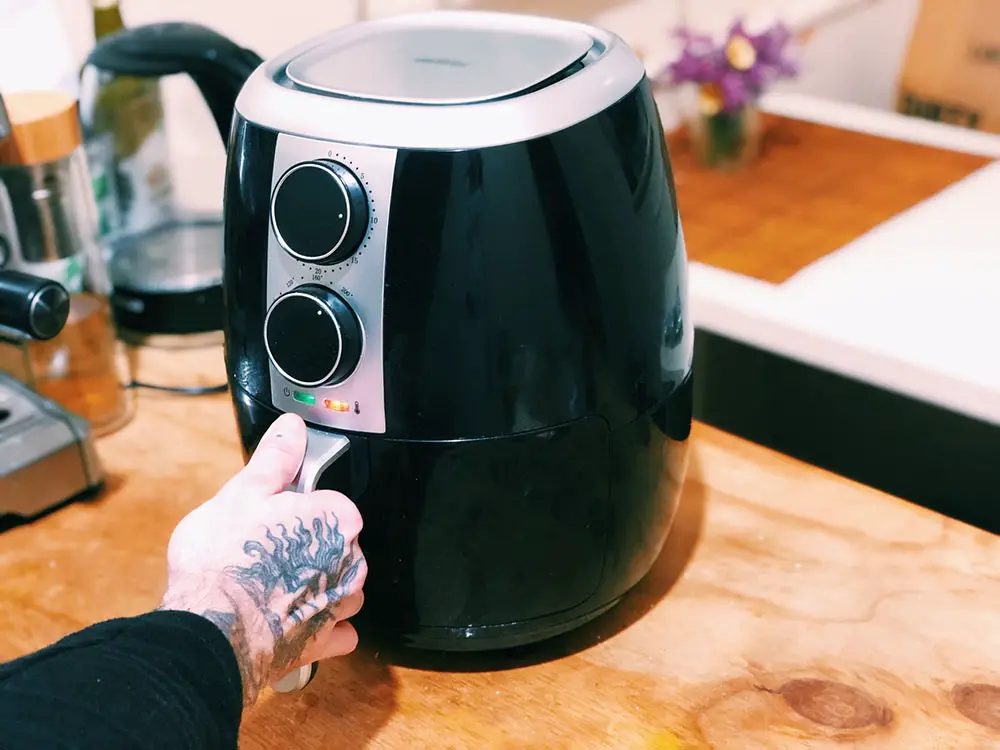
left=128, top=380, right=229, bottom=396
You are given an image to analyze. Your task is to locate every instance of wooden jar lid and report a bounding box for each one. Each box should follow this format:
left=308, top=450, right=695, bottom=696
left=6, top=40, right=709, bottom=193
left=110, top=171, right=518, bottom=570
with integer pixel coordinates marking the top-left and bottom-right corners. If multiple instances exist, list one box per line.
left=0, top=90, right=83, bottom=166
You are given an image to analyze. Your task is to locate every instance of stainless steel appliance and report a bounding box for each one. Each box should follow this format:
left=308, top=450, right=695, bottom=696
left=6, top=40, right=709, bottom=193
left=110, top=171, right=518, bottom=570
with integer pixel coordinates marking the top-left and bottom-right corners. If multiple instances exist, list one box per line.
left=91, top=12, right=694, bottom=686
left=0, top=270, right=104, bottom=522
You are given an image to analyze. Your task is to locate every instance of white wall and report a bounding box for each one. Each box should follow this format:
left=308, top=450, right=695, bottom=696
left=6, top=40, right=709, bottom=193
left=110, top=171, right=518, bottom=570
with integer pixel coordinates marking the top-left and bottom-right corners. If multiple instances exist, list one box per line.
left=593, top=0, right=920, bottom=130
left=25, top=0, right=919, bottom=212
left=55, top=0, right=446, bottom=61
left=54, top=0, right=446, bottom=213
left=773, top=0, right=920, bottom=110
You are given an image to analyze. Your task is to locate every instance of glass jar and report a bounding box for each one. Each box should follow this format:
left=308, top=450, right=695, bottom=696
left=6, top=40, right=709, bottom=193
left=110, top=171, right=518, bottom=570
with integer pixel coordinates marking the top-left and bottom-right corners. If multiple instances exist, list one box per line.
left=0, top=90, right=135, bottom=435
left=685, top=87, right=763, bottom=170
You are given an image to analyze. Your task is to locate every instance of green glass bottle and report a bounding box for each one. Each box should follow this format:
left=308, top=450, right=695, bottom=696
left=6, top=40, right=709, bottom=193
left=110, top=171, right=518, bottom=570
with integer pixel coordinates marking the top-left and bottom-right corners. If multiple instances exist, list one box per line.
left=82, top=0, right=175, bottom=238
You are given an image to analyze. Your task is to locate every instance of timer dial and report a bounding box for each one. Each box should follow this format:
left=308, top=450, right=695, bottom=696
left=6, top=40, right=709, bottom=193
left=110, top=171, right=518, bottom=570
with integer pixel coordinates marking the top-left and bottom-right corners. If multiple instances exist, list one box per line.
left=271, top=160, right=369, bottom=264
left=264, top=284, right=363, bottom=387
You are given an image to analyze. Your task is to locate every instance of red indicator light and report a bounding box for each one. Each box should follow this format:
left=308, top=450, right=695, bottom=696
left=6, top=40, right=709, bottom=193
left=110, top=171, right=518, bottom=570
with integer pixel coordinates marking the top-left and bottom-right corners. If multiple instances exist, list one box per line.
left=323, top=399, right=351, bottom=412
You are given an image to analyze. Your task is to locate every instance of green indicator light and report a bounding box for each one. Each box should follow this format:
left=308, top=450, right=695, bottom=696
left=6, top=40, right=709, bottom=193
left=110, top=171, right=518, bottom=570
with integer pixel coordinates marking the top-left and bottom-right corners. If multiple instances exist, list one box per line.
left=293, top=391, right=316, bottom=405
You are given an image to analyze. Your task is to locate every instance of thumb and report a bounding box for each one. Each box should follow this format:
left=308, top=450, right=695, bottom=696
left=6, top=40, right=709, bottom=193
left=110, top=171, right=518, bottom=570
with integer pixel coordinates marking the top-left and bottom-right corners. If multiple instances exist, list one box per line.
left=223, top=413, right=307, bottom=497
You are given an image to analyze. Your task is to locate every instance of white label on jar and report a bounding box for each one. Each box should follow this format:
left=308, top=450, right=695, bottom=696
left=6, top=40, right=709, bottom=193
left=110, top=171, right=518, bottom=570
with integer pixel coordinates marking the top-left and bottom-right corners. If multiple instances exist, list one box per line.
left=87, top=134, right=121, bottom=238
left=20, top=256, right=85, bottom=294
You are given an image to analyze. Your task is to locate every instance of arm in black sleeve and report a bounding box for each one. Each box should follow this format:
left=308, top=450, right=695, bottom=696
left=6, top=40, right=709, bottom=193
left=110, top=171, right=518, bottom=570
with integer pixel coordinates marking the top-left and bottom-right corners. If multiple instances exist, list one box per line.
left=0, top=610, right=243, bottom=750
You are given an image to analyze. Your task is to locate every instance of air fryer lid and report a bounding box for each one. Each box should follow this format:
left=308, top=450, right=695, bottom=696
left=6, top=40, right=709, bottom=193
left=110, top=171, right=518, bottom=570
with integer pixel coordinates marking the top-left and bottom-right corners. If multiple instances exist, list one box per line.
left=284, top=17, right=595, bottom=105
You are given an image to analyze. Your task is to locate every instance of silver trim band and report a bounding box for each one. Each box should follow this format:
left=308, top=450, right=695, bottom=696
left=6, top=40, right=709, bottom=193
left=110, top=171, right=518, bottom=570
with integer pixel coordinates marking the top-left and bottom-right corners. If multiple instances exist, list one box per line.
left=263, top=290, right=345, bottom=388
left=270, top=161, right=353, bottom=263
left=235, top=11, right=645, bottom=151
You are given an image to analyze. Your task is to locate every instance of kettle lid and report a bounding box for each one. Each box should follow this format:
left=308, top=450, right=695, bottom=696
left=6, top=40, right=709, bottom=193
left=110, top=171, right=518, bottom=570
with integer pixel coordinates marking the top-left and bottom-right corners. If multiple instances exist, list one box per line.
left=284, top=13, right=595, bottom=105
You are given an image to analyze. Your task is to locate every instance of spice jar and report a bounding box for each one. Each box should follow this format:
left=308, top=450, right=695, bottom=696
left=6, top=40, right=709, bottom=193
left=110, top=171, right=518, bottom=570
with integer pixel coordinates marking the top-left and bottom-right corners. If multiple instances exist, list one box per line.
left=0, top=89, right=134, bottom=435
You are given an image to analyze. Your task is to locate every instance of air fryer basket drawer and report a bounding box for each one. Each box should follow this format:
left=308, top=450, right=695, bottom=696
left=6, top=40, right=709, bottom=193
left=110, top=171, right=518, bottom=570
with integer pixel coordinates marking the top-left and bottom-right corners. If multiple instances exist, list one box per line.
left=359, top=416, right=611, bottom=630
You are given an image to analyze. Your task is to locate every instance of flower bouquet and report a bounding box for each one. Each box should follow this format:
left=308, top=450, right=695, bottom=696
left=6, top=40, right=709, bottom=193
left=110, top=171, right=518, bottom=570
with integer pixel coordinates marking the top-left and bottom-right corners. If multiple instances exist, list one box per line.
left=656, top=21, right=798, bottom=169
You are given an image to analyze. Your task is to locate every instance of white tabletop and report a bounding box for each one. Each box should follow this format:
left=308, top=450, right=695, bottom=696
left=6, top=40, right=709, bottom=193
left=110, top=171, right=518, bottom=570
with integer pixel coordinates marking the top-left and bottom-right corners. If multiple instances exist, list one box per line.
left=683, top=92, right=1000, bottom=427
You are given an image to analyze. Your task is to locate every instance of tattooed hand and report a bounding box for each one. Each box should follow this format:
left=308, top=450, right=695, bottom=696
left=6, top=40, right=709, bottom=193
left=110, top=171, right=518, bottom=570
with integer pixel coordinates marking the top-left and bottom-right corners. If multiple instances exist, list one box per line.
left=158, top=413, right=366, bottom=706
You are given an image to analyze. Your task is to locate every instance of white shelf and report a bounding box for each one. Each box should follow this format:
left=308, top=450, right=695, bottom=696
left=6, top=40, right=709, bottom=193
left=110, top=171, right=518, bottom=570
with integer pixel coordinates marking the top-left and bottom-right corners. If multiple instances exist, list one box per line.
left=687, top=92, right=1000, bottom=426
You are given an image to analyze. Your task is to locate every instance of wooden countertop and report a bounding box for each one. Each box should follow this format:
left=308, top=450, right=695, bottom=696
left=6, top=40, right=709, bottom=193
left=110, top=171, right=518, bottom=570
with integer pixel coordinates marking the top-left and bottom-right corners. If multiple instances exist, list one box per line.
left=2, top=345, right=1000, bottom=748
left=671, top=113, right=991, bottom=284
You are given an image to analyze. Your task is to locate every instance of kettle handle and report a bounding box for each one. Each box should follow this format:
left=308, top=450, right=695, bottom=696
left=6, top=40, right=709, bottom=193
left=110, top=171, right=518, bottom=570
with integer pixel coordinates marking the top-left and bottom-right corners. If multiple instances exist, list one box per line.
left=84, top=22, right=264, bottom=146
left=270, top=426, right=352, bottom=695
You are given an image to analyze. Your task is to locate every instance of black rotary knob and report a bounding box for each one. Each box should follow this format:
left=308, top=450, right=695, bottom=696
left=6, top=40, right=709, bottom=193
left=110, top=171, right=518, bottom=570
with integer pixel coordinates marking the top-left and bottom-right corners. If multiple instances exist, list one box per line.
left=271, top=160, right=369, bottom=265
left=0, top=269, right=70, bottom=340
left=264, top=284, right=363, bottom=387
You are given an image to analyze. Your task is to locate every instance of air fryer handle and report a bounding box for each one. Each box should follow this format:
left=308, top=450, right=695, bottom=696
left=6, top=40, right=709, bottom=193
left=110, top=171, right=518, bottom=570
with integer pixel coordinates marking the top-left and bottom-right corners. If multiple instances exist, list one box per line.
left=84, top=22, right=264, bottom=145
left=291, top=429, right=351, bottom=494
left=270, top=426, right=351, bottom=695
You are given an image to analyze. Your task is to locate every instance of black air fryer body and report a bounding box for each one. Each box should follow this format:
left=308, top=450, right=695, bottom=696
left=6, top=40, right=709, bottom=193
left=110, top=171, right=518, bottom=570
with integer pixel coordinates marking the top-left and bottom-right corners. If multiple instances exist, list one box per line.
left=102, top=11, right=695, bottom=651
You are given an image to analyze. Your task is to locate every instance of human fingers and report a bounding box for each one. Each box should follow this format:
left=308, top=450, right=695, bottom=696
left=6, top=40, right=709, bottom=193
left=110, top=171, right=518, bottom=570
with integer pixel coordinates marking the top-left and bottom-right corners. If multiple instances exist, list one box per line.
left=331, top=590, right=364, bottom=621
left=221, top=413, right=307, bottom=498
left=293, top=621, right=359, bottom=668
left=299, top=489, right=364, bottom=532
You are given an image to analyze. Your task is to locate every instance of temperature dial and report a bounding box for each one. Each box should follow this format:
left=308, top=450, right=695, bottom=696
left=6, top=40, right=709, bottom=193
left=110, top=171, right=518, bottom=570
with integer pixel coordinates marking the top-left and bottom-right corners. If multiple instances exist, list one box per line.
left=264, top=285, right=363, bottom=388
left=271, top=160, right=369, bottom=265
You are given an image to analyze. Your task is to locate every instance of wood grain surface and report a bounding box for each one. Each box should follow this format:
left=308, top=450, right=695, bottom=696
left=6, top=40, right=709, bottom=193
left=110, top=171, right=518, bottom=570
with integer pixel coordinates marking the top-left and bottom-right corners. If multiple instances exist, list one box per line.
left=668, top=114, right=993, bottom=283
left=2, top=345, right=1000, bottom=748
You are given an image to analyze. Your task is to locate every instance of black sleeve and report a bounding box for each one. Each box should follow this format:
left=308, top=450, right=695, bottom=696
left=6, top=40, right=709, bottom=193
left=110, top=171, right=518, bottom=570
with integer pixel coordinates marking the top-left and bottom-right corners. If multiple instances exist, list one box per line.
left=0, top=610, right=243, bottom=750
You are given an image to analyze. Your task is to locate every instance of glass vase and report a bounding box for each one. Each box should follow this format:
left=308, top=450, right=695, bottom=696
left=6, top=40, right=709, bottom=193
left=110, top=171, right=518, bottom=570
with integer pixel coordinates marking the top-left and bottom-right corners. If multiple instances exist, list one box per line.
left=687, top=102, right=762, bottom=170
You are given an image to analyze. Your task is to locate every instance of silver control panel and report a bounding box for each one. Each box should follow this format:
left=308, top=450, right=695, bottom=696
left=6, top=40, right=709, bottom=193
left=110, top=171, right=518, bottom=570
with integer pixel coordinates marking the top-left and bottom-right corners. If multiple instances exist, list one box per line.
left=265, top=134, right=398, bottom=434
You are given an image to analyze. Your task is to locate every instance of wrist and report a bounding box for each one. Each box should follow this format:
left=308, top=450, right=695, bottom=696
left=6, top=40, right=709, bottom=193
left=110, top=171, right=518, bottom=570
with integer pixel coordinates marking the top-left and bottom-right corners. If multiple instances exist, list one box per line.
left=159, top=577, right=274, bottom=706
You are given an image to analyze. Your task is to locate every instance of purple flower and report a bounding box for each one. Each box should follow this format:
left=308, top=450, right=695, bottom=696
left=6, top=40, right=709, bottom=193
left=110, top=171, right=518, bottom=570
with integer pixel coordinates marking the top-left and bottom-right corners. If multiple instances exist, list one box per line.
left=656, top=19, right=799, bottom=114
left=746, top=23, right=798, bottom=77
left=719, top=71, right=751, bottom=110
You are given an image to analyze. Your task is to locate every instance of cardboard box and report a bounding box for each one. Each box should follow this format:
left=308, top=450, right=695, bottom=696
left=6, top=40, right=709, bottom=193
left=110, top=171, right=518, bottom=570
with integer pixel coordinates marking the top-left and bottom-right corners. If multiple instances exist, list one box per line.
left=897, top=0, right=1000, bottom=132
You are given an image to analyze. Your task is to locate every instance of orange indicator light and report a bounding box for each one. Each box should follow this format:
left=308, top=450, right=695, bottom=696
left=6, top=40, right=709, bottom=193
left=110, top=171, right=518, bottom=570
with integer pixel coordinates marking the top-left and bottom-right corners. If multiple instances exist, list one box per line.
left=323, top=399, right=351, bottom=412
